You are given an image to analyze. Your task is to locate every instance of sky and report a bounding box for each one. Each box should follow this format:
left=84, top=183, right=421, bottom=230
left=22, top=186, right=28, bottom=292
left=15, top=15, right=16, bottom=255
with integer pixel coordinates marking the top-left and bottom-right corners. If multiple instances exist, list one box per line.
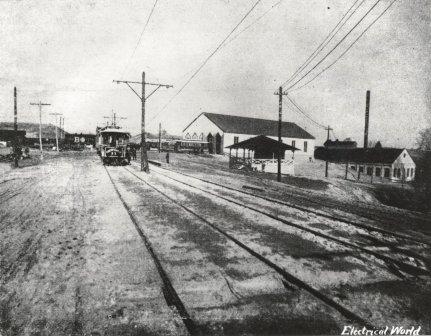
left=0, top=0, right=429, bottom=147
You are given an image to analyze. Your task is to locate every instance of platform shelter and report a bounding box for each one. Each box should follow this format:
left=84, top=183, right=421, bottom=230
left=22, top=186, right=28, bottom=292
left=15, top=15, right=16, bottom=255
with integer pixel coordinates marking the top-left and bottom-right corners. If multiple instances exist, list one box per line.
left=226, top=135, right=298, bottom=175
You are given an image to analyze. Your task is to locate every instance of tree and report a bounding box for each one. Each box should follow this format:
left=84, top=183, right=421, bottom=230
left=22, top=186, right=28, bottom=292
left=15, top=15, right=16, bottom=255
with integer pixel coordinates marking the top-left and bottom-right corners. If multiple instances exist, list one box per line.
left=417, top=127, right=431, bottom=150
left=414, top=127, right=431, bottom=212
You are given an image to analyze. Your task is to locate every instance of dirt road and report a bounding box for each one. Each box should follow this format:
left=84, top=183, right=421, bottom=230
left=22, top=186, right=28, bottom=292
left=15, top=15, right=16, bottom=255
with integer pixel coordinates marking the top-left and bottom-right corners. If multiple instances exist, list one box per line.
left=1, top=153, right=430, bottom=335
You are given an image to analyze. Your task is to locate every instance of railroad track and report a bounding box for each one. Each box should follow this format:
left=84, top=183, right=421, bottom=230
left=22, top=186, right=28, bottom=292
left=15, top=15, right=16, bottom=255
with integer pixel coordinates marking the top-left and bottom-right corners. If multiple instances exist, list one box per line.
left=143, top=165, right=431, bottom=278
left=119, top=165, right=375, bottom=330
left=104, top=166, right=198, bottom=335
left=147, top=163, right=431, bottom=246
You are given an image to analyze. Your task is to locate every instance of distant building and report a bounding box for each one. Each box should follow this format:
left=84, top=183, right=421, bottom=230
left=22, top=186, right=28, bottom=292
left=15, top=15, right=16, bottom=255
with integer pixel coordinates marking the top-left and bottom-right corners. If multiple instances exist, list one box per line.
left=314, top=147, right=416, bottom=182
left=0, top=129, right=26, bottom=145
left=324, top=139, right=357, bottom=149
left=64, top=133, right=96, bottom=148
left=182, top=112, right=315, bottom=160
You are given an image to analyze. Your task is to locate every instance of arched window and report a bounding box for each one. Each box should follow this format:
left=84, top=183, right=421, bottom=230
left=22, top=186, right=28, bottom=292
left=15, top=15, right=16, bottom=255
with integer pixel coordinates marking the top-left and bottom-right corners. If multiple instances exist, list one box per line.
left=185, top=133, right=191, bottom=140
left=192, top=133, right=198, bottom=140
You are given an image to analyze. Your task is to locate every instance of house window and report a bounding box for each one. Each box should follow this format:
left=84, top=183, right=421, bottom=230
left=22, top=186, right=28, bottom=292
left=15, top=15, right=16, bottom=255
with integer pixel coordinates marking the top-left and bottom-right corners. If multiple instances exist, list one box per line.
left=234, top=136, right=239, bottom=144
left=393, top=168, right=397, bottom=177
left=304, top=141, right=308, bottom=153
left=292, top=140, right=296, bottom=148
left=411, top=168, right=415, bottom=177
left=359, top=166, right=364, bottom=173
left=384, top=168, right=390, bottom=178
left=351, top=165, right=356, bottom=170
left=375, top=167, right=381, bottom=177
left=366, top=167, right=373, bottom=176
left=185, top=133, right=191, bottom=139
left=192, top=133, right=198, bottom=140
left=407, top=168, right=410, bottom=177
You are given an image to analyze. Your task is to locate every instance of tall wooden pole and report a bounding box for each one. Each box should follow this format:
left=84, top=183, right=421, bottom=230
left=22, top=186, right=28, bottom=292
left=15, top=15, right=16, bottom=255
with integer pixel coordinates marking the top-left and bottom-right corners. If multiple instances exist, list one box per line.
left=325, top=125, right=332, bottom=178
left=274, top=88, right=287, bottom=182
left=364, top=90, right=370, bottom=148
left=158, top=122, right=162, bottom=153
left=141, top=71, right=149, bottom=172
left=13, top=87, right=18, bottom=167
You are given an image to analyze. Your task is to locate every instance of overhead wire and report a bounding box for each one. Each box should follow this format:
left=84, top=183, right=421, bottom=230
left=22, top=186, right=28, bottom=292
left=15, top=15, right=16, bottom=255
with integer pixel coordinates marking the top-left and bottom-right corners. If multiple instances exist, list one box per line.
left=149, top=0, right=263, bottom=124
left=284, top=95, right=327, bottom=130
left=222, top=0, right=282, bottom=48
left=281, top=0, right=366, bottom=88
left=289, top=0, right=399, bottom=92
left=119, top=0, right=159, bottom=78
left=283, top=0, right=383, bottom=92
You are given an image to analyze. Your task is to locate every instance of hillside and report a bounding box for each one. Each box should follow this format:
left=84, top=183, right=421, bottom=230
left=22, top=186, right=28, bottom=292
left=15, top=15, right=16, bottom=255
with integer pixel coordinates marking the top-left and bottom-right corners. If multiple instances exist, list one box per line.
left=130, top=132, right=181, bottom=143
left=0, top=122, right=66, bottom=139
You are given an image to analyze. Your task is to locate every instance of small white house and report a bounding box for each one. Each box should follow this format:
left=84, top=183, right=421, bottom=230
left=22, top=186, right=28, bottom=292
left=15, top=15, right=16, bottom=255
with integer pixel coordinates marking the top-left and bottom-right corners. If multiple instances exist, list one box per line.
left=182, top=112, right=315, bottom=161
left=315, top=147, right=417, bottom=182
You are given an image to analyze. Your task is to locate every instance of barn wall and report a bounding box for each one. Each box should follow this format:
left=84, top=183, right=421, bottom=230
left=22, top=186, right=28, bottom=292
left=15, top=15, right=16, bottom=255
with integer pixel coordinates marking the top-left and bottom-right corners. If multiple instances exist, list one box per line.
left=183, top=115, right=223, bottom=140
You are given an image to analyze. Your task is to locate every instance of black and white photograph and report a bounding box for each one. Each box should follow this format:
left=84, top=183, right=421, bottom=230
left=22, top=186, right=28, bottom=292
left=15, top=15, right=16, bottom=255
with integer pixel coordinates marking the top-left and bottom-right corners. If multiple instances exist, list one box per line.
left=0, top=0, right=430, bottom=335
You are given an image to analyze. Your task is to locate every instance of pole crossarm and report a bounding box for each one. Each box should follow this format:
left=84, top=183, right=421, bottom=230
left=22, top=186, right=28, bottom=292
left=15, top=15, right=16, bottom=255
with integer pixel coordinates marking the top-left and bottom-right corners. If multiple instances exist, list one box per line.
left=113, top=79, right=173, bottom=101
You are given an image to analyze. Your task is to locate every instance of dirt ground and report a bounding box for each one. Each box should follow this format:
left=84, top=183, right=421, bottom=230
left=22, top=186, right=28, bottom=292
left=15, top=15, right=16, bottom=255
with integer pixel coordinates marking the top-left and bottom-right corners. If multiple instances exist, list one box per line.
left=1, top=151, right=430, bottom=335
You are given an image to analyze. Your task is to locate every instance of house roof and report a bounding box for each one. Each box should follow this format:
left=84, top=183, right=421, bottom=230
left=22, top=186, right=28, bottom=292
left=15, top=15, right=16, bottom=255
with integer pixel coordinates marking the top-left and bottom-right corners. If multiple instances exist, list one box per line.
left=183, top=112, right=315, bottom=139
left=226, top=135, right=298, bottom=152
left=314, top=147, right=406, bottom=164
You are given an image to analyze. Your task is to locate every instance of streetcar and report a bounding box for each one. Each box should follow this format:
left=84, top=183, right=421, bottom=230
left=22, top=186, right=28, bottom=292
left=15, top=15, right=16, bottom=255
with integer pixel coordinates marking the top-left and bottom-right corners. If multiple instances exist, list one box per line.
left=95, top=125, right=131, bottom=165
left=171, top=140, right=209, bottom=154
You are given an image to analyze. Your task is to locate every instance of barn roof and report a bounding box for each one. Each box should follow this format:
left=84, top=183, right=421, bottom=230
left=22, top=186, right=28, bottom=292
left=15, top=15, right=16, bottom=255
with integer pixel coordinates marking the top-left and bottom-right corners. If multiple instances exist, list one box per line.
left=184, top=112, right=315, bottom=139
left=314, top=147, right=406, bottom=164
left=226, top=135, right=298, bottom=152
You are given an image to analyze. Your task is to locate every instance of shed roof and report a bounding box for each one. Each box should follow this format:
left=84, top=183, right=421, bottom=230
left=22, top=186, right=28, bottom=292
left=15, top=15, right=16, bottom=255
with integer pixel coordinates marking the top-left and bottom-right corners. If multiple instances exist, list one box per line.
left=226, top=135, right=298, bottom=152
left=314, top=147, right=405, bottom=164
left=184, top=112, right=315, bottom=139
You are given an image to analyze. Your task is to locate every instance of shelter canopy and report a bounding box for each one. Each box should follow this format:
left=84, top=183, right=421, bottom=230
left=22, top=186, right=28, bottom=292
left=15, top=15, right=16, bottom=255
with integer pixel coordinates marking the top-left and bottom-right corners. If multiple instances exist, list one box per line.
left=226, top=135, right=297, bottom=159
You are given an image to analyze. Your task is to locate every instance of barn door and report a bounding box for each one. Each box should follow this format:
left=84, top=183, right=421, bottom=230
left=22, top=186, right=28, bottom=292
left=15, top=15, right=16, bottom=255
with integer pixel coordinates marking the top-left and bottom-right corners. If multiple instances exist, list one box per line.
left=207, top=133, right=214, bottom=154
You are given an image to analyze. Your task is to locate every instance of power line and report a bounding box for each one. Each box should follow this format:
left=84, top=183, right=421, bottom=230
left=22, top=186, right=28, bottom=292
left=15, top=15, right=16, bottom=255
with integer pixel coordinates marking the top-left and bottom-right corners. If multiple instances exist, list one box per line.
left=151, top=0, right=263, bottom=124
left=222, top=0, right=282, bottom=48
left=290, top=0, right=399, bottom=92
left=281, top=0, right=366, bottom=88
left=283, top=0, right=383, bottom=92
left=284, top=95, right=327, bottom=129
left=120, top=0, right=159, bottom=78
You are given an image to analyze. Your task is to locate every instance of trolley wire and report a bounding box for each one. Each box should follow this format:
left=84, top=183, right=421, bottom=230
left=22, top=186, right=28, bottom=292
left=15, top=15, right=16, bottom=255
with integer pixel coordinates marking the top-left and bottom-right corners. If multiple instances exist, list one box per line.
left=289, top=0, right=399, bottom=93
left=119, top=0, right=159, bottom=78
left=281, top=0, right=366, bottom=88
left=284, top=95, right=327, bottom=129
left=283, top=0, right=383, bottom=92
left=150, top=0, right=263, bottom=124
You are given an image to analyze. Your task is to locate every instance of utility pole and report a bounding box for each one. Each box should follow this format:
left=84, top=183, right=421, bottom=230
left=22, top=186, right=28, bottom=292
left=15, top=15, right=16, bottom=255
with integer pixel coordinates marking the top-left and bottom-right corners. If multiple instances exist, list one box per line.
left=364, top=90, right=371, bottom=148
left=50, top=112, right=62, bottom=152
left=158, top=122, right=162, bottom=153
left=274, top=87, right=288, bottom=182
left=325, top=125, right=333, bottom=178
left=13, top=87, right=18, bottom=167
left=113, top=72, right=173, bottom=172
left=30, top=101, right=51, bottom=160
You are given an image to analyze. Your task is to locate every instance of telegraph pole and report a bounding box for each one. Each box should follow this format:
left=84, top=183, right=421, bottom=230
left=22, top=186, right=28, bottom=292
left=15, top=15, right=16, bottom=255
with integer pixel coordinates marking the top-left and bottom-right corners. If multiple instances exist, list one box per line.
left=158, top=122, right=162, bottom=153
left=30, top=101, right=51, bottom=160
left=50, top=112, right=62, bottom=152
left=274, top=87, right=288, bottom=182
left=113, top=72, right=173, bottom=172
left=325, top=125, right=333, bottom=178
